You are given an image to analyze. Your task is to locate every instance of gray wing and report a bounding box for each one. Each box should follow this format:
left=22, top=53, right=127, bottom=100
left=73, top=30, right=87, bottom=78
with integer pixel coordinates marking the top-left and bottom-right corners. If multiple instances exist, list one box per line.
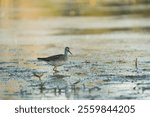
left=38, top=54, right=65, bottom=62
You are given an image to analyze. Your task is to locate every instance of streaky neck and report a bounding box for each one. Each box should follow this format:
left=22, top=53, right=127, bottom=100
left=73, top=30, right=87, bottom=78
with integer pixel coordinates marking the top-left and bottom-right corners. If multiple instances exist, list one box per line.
left=64, top=50, right=68, bottom=56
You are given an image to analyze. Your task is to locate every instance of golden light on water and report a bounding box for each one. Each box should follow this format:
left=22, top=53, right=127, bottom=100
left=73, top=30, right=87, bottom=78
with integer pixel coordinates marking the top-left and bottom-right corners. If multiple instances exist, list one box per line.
left=89, top=0, right=97, bottom=6
left=0, top=0, right=150, bottom=99
left=0, top=0, right=149, bottom=19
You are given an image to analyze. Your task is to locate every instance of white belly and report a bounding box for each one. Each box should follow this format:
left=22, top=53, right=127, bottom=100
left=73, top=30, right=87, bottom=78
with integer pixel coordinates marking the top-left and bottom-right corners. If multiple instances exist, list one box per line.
left=48, top=60, right=66, bottom=66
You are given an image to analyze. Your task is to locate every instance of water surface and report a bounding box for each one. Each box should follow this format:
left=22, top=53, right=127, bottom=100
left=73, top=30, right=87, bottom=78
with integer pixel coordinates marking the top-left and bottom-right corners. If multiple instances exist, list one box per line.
left=0, top=1, right=150, bottom=100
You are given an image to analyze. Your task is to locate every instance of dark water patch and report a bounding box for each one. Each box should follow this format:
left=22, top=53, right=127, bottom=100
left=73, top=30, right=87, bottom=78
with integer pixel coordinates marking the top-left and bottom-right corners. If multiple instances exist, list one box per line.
left=133, top=81, right=150, bottom=93
left=136, top=82, right=150, bottom=86
left=125, top=74, right=150, bottom=79
left=136, top=86, right=150, bottom=94
left=0, top=61, right=18, bottom=65
left=115, top=95, right=137, bottom=100
left=142, top=69, right=150, bottom=72
left=0, top=67, right=7, bottom=70
left=52, top=27, right=150, bottom=35
left=0, top=62, right=8, bottom=64
left=97, top=75, right=130, bottom=83
left=142, top=87, right=150, bottom=93
left=96, top=74, right=116, bottom=77
left=50, top=74, right=70, bottom=79
left=144, top=61, right=150, bottom=63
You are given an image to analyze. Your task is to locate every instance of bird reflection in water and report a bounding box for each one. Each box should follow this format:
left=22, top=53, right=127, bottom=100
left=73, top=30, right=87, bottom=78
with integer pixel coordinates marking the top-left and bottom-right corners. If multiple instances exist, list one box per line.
left=33, top=73, right=45, bottom=93
left=33, top=71, right=82, bottom=99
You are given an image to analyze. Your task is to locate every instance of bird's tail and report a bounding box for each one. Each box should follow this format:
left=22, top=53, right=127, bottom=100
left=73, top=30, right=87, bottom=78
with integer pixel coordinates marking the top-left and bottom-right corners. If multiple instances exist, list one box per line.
left=37, top=58, right=45, bottom=61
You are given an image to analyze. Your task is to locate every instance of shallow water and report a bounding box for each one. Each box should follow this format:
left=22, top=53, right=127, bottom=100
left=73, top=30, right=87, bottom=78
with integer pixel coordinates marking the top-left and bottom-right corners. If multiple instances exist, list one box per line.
left=0, top=1, right=150, bottom=99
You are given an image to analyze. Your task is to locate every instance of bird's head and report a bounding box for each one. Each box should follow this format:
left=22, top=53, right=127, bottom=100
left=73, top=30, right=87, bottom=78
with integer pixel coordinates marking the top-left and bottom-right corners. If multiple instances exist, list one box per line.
left=65, top=47, right=72, bottom=55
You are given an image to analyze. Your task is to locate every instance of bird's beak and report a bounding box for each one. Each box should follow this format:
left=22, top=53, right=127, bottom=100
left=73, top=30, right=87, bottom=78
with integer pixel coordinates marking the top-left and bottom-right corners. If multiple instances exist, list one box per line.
left=68, top=50, right=72, bottom=55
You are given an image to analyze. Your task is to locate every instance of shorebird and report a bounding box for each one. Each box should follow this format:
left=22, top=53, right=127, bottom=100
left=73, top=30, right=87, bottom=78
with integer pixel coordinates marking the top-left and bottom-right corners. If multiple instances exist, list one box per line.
left=38, top=47, right=72, bottom=72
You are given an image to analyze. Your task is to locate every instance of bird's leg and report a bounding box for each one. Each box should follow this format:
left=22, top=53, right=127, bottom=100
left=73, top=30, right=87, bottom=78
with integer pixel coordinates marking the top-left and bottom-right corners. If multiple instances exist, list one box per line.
left=53, top=66, right=56, bottom=71
left=53, top=66, right=59, bottom=72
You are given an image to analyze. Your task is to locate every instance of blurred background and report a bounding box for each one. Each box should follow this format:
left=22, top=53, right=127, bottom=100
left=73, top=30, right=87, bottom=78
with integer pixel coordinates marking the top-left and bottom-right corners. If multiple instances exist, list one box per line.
left=0, top=0, right=150, bottom=18
left=0, top=0, right=150, bottom=99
